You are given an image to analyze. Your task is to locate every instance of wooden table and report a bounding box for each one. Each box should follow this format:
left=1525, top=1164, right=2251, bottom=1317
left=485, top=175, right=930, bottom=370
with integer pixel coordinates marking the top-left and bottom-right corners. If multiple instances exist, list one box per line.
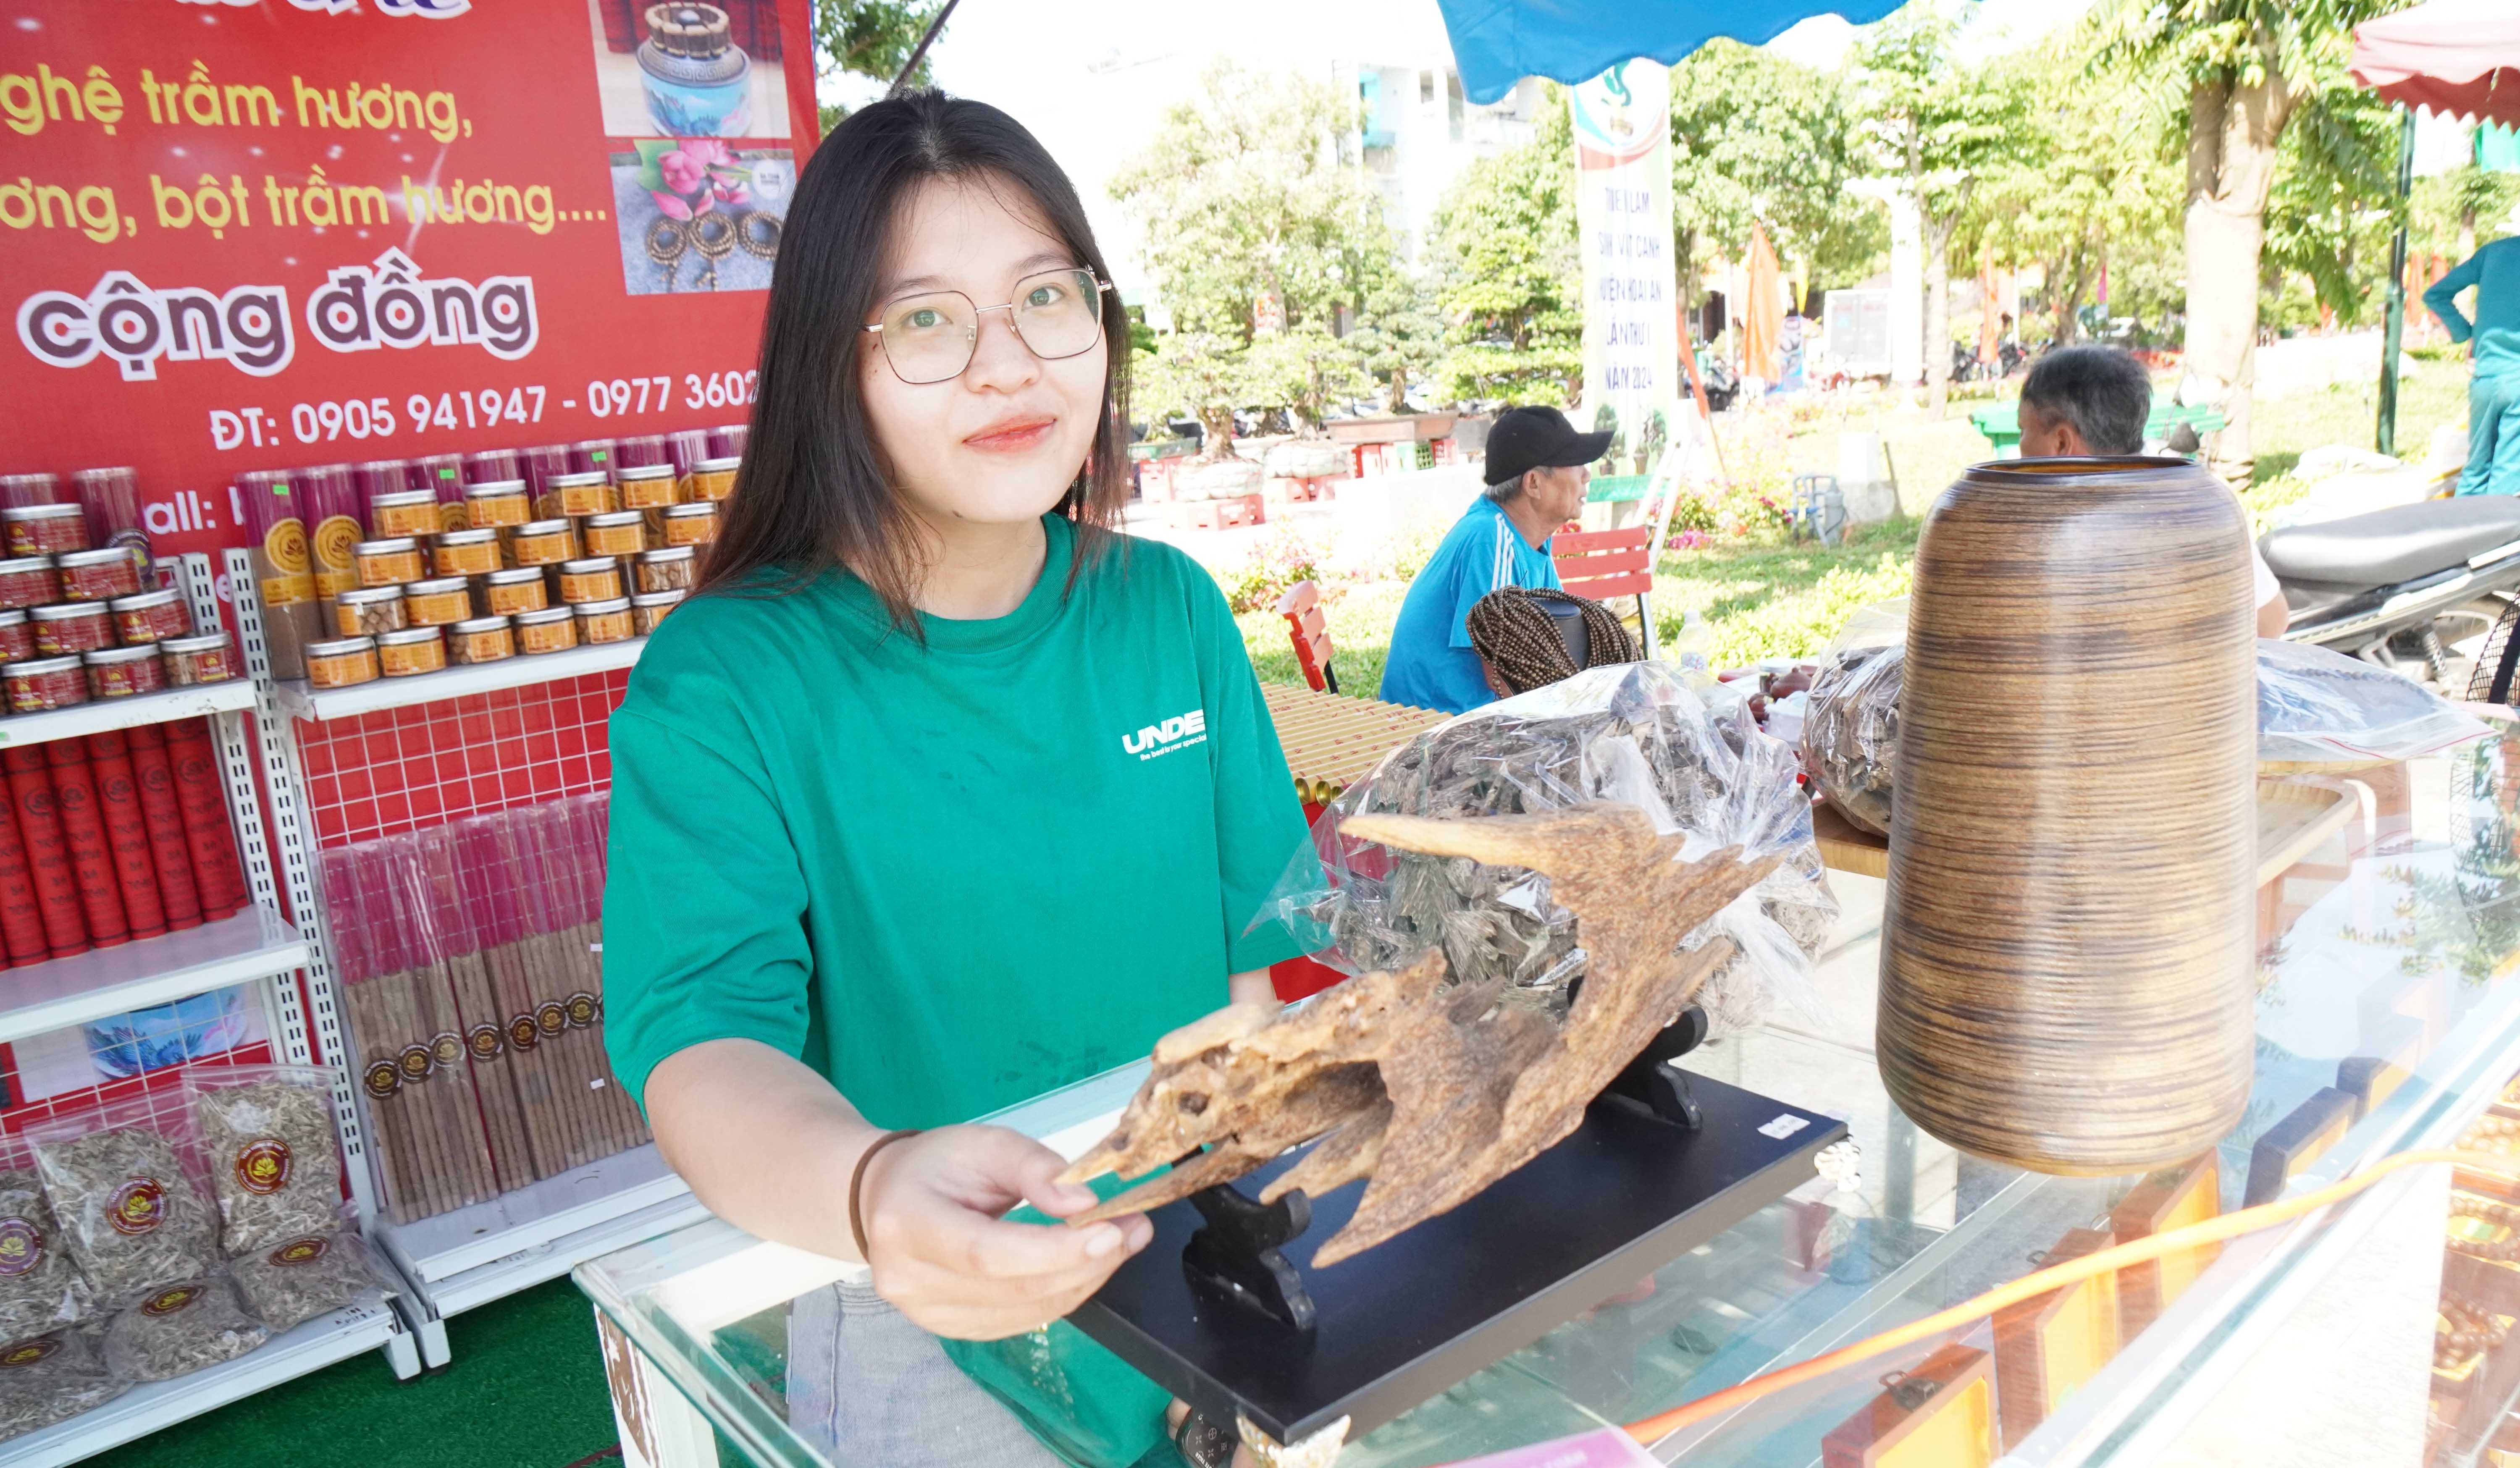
left=1263, top=682, right=1448, bottom=802
left=1811, top=778, right=2362, bottom=889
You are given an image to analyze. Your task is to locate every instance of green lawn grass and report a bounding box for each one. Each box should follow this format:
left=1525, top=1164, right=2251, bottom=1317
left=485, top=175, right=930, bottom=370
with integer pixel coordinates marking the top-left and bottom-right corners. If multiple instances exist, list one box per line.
left=1239, top=362, right=2477, bottom=693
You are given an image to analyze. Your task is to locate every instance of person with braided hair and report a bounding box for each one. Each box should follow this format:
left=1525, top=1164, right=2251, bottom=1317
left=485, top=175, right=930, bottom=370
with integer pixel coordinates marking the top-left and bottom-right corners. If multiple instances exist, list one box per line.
left=1380, top=405, right=1605, bottom=712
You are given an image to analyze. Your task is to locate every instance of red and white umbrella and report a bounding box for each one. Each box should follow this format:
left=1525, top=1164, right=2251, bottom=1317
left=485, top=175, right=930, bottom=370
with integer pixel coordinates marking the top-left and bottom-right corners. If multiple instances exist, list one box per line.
left=2350, top=0, right=2520, bottom=127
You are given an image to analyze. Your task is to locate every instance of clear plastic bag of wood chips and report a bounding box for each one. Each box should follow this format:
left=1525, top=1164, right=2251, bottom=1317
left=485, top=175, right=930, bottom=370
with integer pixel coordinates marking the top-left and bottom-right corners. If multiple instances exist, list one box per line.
left=0, top=1326, right=124, bottom=1441
left=1799, top=595, right=2497, bottom=833
left=27, top=1113, right=217, bottom=1312
left=229, top=1231, right=392, bottom=1332
left=0, top=1168, right=92, bottom=1347
left=184, top=1067, right=347, bottom=1257
left=1801, top=643, right=1903, bottom=838
left=1263, top=660, right=1837, bottom=1035
left=102, top=1277, right=268, bottom=1383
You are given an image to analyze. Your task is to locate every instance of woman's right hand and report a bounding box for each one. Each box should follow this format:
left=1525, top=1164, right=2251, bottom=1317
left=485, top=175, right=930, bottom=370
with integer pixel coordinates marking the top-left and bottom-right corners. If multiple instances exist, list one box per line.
left=857, top=1122, right=1154, bottom=1340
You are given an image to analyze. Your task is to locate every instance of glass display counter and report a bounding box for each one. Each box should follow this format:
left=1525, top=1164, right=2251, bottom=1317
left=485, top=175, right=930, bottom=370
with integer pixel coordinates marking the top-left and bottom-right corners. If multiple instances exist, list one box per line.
left=577, top=726, right=2520, bottom=1468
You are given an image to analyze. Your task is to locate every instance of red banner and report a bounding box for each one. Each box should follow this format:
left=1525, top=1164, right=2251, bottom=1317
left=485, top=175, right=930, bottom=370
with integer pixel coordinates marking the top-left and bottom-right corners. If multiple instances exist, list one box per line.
left=4, top=0, right=818, bottom=558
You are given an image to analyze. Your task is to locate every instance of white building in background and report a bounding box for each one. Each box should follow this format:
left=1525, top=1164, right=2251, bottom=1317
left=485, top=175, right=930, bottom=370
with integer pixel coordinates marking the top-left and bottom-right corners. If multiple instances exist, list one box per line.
left=1341, top=61, right=1549, bottom=262
left=924, top=0, right=1544, bottom=305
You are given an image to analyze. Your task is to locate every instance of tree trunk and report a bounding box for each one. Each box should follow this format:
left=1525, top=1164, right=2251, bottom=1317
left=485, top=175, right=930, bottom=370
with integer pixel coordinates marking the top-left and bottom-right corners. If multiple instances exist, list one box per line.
left=1925, top=215, right=1954, bottom=419
left=2182, top=66, right=2293, bottom=488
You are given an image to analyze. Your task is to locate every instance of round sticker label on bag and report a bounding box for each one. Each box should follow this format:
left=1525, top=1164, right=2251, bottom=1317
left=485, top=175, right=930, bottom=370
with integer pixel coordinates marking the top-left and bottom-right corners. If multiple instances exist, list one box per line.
left=467, top=1023, right=504, bottom=1061
left=235, top=1139, right=292, bottom=1196
left=140, top=1284, right=199, bottom=1316
left=268, top=1236, right=329, bottom=1267
left=507, top=1013, right=539, bottom=1051
left=397, top=1043, right=434, bottom=1083
left=363, top=1060, right=400, bottom=1098
left=0, top=1218, right=41, bottom=1277
left=108, top=1178, right=165, bottom=1235
left=535, top=1002, right=566, bottom=1037
left=564, top=993, right=596, bottom=1028
left=431, top=1031, right=462, bottom=1067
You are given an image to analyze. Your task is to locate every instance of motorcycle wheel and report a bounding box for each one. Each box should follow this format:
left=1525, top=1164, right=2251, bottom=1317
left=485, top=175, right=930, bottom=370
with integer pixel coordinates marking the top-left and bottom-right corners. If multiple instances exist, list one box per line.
left=2468, top=598, right=2520, bottom=704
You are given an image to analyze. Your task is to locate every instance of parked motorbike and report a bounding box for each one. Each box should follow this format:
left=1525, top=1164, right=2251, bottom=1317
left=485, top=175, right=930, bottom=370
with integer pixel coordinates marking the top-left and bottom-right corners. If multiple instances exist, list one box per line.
left=1696, top=354, right=1739, bottom=412
left=2259, top=495, right=2520, bottom=693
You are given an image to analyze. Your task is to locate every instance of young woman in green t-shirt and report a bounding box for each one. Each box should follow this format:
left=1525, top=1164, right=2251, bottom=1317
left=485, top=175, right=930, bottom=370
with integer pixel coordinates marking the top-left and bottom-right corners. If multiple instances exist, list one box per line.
left=601, top=93, right=1309, bottom=1467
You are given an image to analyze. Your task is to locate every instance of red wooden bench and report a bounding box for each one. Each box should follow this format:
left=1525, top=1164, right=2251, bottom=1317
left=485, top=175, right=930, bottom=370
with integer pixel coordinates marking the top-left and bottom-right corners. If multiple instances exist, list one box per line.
left=1276, top=579, right=1339, bottom=695
left=1551, top=526, right=1659, bottom=658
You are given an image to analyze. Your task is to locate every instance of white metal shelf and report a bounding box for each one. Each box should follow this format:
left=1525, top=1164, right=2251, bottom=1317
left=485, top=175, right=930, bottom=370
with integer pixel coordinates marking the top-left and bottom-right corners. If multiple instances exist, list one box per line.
left=271, top=639, right=646, bottom=722
left=0, top=682, right=256, bottom=750
left=0, top=1299, right=407, bottom=1467
left=0, top=902, right=308, bottom=1046
left=422, top=1190, right=711, bottom=1321
left=382, top=1143, right=695, bottom=1285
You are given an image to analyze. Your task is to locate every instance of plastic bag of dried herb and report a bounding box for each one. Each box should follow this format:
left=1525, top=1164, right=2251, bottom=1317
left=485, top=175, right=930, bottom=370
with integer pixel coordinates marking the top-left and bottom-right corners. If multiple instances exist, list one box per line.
left=102, top=1278, right=267, bottom=1383
left=0, top=1325, right=124, bottom=1442
left=27, top=1109, right=217, bottom=1311
left=229, top=1231, right=391, bottom=1332
left=183, top=1067, right=346, bottom=1257
left=0, top=1168, right=91, bottom=1346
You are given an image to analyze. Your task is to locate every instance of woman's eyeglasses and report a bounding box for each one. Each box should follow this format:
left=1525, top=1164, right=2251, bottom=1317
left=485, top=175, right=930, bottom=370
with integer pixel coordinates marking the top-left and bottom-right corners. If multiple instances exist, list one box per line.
left=862, top=268, right=1112, bottom=385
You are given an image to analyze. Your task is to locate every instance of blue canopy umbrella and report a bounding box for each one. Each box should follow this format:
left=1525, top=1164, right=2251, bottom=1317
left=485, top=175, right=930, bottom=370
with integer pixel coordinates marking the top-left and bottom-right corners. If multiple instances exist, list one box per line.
left=1434, top=0, right=1909, bottom=104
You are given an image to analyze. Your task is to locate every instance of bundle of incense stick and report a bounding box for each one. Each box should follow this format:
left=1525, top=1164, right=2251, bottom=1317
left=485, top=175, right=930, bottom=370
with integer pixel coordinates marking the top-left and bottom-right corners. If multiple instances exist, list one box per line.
left=451, top=802, right=646, bottom=1175
left=318, top=843, right=499, bottom=1224
left=404, top=826, right=542, bottom=1196
left=522, top=797, right=646, bottom=1156
left=451, top=817, right=581, bottom=1178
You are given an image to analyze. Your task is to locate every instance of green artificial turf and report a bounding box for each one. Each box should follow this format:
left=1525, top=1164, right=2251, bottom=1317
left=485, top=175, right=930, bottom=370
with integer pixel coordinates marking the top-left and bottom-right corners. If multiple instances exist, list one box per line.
left=90, top=1278, right=621, bottom=1468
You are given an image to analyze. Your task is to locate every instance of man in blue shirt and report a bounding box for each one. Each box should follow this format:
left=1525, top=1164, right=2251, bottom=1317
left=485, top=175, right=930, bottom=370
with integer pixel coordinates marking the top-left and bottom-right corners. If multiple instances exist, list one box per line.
left=1379, top=405, right=1604, bottom=712
left=2424, top=234, right=2520, bottom=495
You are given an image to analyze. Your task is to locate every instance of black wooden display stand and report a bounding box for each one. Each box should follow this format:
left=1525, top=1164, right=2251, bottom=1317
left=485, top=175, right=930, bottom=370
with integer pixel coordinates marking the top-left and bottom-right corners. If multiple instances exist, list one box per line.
left=1074, top=1008, right=1844, bottom=1446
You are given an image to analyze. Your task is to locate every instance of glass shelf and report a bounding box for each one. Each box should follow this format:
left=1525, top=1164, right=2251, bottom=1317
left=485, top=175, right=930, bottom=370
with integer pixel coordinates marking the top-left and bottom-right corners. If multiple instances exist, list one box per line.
left=579, top=730, right=2520, bottom=1468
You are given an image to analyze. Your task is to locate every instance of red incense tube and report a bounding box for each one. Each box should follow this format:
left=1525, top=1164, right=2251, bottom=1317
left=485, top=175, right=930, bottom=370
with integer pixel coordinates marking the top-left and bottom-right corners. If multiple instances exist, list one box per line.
left=46, top=743, right=126, bottom=948
left=163, top=719, right=247, bottom=920
left=125, top=725, right=202, bottom=931
left=0, top=775, right=43, bottom=965
left=3, top=748, right=85, bottom=958
left=84, top=732, right=165, bottom=941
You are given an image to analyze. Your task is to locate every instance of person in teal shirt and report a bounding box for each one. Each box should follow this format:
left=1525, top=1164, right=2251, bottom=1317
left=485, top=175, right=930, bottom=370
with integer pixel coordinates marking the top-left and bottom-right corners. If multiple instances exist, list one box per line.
left=1378, top=406, right=1601, bottom=712
left=2425, top=234, right=2520, bottom=495
left=602, top=93, right=1310, bottom=1468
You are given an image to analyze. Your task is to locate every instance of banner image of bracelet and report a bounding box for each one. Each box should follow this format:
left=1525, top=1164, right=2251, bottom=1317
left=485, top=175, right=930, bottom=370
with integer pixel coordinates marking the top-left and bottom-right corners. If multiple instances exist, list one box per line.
left=610, top=145, right=794, bottom=296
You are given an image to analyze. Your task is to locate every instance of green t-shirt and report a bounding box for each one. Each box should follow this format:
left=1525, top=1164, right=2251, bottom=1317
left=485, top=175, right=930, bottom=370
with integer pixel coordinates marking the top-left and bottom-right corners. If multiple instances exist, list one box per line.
left=601, top=515, right=1312, bottom=1468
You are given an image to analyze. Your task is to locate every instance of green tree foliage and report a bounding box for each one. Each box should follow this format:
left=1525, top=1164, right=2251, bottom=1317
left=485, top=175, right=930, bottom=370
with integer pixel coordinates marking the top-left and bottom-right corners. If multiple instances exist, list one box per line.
left=812, top=0, right=946, bottom=132
left=1423, top=98, right=1582, bottom=405
left=1967, top=47, right=2181, bottom=346
left=1853, top=4, right=2029, bottom=415
left=1111, top=61, right=1399, bottom=338
left=1113, top=62, right=1402, bottom=443
left=2260, top=82, right=2402, bottom=326
left=2095, top=0, right=2418, bottom=483
left=1135, top=333, right=1265, bottom=449
left=1342, top=274, right=1450, bottom=413
left=2414, top=165, right=2520, bottom=262
left=1666, top=41, right=1884, bottom=302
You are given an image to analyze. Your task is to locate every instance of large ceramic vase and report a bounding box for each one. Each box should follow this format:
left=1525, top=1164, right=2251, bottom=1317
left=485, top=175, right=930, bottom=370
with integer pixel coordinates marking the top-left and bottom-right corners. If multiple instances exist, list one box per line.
left=1878, top=456, right=2257, bottom=1175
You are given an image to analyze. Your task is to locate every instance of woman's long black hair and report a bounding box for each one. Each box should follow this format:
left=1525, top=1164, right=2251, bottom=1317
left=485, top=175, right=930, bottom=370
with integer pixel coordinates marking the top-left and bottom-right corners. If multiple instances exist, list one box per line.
left=699, top=91, right=1131, bottom=625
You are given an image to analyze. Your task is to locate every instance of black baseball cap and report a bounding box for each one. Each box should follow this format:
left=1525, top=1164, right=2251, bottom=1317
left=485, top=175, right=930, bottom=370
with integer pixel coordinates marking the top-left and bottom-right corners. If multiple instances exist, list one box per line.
left=1483, top=406, right=1613, bottom=488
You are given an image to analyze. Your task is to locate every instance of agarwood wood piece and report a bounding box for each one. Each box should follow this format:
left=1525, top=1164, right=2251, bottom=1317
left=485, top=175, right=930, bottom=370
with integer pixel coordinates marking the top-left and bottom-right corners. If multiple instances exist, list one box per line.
left=1064, top=804, right=1778, bottom=1266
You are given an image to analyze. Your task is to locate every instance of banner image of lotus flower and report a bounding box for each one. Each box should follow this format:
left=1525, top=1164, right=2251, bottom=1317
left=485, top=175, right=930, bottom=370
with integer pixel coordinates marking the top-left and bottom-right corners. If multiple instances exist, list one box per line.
left=635, top=138, right=753, bottom=220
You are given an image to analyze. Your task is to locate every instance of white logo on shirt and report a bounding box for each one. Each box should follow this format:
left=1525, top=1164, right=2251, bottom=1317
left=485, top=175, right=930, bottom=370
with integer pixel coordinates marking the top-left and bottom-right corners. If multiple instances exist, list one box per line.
left=1123, top=708, right=1208, bottom=760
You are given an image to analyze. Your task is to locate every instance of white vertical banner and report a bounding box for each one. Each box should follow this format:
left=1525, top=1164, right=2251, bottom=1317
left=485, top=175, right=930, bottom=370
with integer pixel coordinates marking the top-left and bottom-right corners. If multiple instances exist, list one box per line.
left=1572, top=61, right=1680, bottom=480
